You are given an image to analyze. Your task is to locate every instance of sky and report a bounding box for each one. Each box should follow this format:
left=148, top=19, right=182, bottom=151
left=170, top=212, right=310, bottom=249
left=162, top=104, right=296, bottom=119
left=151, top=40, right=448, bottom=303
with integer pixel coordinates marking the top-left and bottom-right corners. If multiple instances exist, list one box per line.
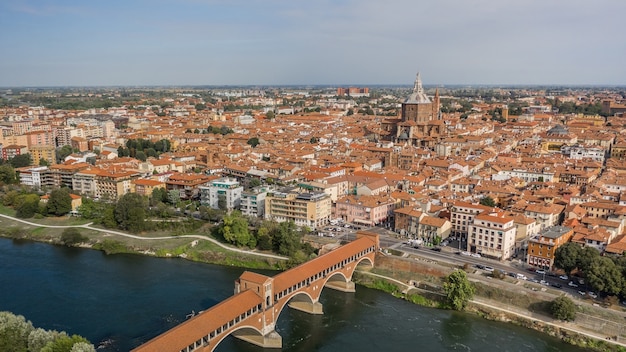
left=1, top=0, right=625, bottom=87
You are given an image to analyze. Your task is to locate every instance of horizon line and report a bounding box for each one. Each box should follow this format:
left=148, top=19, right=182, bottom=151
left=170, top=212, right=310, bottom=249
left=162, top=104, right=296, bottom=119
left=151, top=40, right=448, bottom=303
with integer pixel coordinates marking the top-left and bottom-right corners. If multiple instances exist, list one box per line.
left=2, top=83, right=626, bottom=90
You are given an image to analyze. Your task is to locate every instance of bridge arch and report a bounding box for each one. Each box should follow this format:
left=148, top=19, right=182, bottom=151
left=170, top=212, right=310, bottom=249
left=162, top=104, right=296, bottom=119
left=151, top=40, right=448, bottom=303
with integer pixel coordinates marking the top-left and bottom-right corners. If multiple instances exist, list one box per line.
left=132, top=232, right=380, bottom=352
left=211, top=325, right=263, bottom=352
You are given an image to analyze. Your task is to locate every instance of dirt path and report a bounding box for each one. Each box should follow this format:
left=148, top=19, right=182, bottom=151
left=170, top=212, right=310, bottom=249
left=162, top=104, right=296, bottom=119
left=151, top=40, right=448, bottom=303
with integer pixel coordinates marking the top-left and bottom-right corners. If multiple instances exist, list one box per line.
left=0, top=213, right=288, bottom=260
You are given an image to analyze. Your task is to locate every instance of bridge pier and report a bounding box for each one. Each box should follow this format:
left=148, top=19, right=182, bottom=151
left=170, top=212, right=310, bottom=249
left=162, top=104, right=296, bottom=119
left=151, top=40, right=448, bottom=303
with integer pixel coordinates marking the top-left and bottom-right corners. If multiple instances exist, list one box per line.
left=232, top=330, right=282, bottom=349
left=325, top=280, right=356, bottom=293
left=288, top=300, right=324, bottom=314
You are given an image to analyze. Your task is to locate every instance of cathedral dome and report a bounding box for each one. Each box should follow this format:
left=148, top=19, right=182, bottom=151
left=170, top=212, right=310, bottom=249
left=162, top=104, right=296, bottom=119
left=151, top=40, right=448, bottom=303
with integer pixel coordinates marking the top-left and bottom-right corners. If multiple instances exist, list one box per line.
left=404, top=72, right=431, bottom=104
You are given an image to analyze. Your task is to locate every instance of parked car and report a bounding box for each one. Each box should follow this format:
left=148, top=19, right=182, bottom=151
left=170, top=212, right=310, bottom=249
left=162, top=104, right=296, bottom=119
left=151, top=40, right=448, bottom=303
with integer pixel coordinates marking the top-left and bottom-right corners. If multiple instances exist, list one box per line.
left=551, top=283, right=563, bottom=288
left=559, top=275, right=569, bottom=280
left=535, top=269, right=546, bottom=275
left=588, top=292, right=598, bottom=299
left=471, top=253, right=481, bottom=258
left=484, top=266, right=494, bottom=273
left=578, top=291, right=586, bottom=296
left=568, top=281, right=579, bottom=287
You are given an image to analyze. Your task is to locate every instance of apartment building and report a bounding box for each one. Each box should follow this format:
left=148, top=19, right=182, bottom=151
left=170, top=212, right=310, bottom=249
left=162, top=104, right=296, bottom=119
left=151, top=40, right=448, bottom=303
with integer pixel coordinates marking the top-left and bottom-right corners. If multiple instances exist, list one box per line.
left=416, top=215, right=452, bottom=245
left=17, top=166, right=51, bottom=189
left=166, top=173, right=215, bottom=200
left=199, top=177, right=243, bottom=211
left=2, top=144, right=28, bottom=161
left=467, top=212, right=516, bottom=260
left=29, top=145, right=56, bottom=165
left=527, top=226, right=574, bottom=270
left=264, top=189, right=331, bottom=229
left=95, top=170, right=139, bottom=200
left=334, top=194, right=396, bottom=227
left=133, top=179, right=166, bottom=197
left=240, top=187, right=270, bottom=218
left=523, top=203, right=564, bottom=230
left=450, top=201, right=494, bottom=241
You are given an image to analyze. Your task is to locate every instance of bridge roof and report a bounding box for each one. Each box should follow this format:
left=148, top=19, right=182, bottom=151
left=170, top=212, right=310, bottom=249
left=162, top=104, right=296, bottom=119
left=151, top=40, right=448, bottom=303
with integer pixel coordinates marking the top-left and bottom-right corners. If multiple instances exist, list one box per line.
left=133, top=289, right=262, bottom=352
left=273, top=236, right=375, bottom=293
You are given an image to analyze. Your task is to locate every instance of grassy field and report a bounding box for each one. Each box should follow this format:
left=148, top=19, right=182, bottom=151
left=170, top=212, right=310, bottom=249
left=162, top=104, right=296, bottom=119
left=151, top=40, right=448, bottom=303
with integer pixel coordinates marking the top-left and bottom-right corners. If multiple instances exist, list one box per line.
left=0, top=212, right=281, bottom=270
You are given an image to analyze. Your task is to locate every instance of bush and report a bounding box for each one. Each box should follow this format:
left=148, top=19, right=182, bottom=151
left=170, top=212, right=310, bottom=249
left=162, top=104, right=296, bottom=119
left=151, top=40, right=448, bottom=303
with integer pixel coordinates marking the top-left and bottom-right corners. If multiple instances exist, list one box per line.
left=60, top=228, right=87, bottom=246
left=93, top=239, right=129, bottom=255
left=550, top=296, right=577, bottom=321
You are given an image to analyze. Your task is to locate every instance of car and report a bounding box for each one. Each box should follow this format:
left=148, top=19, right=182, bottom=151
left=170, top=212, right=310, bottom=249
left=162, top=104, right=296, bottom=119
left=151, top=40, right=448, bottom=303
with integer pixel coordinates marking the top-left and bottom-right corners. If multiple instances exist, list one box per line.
left=588, top=292, right=598, bottom=299
left=471, top=253, right=481, bottom=258
left=460, top=251, right=471, bottom=256
left=535, top=269, right=546, bottom=275
left=551, top=283, right=563, bottom=288
left=431, top=247, right=442, bottom=252
left=484, top=266, right=494, bottom=273
left=559, top=275, right=569, bottom=280
left=475, top=264, right=485, bottom=269
left=578, top=291, right=586, bottom=296
left=539, top=280, right=549, bottom=286
left=568, top=281, right=578, bottom=287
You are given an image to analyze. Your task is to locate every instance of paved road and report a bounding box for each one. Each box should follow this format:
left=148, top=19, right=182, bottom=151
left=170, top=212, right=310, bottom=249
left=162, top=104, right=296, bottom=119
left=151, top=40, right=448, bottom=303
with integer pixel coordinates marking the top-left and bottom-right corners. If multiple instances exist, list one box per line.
left=0, top=213, right=288, bottom=260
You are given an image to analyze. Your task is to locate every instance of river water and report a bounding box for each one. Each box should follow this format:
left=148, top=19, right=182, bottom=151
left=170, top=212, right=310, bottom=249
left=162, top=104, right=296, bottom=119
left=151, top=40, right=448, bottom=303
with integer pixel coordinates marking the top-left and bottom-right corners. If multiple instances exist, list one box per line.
left=0, top=238, right=586, bottom=352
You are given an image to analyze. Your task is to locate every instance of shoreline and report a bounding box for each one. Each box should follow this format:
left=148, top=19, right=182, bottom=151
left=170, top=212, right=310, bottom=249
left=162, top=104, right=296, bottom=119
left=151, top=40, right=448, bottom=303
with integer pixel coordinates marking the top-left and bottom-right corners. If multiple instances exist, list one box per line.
left=1, top=214, right=624, bottom=351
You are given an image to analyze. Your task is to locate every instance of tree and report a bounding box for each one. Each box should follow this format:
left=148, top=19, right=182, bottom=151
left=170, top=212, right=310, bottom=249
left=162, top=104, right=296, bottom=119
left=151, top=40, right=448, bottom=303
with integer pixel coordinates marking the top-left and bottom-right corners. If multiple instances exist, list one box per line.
left=273, top=221, right=301, bottom=256
left=41, top=333, right=91, bottom=352
left=586, top=256, right=623, bottom=295
left=0, top=311, right=34, bottom=352
left=247, top=137, right=260, bottom=148
left=550, top=296, right=576, bottom=321
left=46, top=188, right=72, bottom=216
left=135, top=151, right=147, bottom=162
left=217, top=194, right=227, bottom=211
left=150, top=187, right=168, bottom=206
left=347, top=108, right=354, bottom=116
left=39, top=158, right=50, bottom=166
left=479, top=196, right=495, bottom=207
left=218, top=211, right=255, bottom=247
left=554, top=242, right=581, bottom=276
left=15, top=193, right=40, bottom=218
left=10, top=154, right=32, bottom=168
left=265, top=111, right=275, bottom=120
left=577, top=246, right=600, bottom=273
left=114, top=193, right=146, bottom=232
left=310, top=137, right=318, bottom=144
left=0, top=164, right=16, bottom=184
left=249, top=178, right=261, bottom=188
left=56, top=145, right=74, bottom=163
left=443, top=270, right=475, bottom=310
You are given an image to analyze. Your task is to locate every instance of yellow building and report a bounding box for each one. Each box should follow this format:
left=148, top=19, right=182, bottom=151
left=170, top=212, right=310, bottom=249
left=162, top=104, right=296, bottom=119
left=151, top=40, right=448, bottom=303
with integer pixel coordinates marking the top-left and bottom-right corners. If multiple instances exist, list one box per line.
left=264, top=190, right=331, bottom=230
left=29, top=145, right=56, bottom=166
left=527, top=226, right=573, bottom=271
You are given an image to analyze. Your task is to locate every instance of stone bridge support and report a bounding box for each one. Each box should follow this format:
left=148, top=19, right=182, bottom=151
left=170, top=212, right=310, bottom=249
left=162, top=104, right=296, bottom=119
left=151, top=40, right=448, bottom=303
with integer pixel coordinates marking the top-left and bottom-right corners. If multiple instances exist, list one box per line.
left=232, top=329, right=282, bottom=349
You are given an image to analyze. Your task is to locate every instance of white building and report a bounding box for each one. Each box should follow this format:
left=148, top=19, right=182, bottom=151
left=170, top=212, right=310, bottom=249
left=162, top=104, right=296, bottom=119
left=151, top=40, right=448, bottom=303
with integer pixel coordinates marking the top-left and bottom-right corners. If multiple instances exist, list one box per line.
left=240, top=187, right=270, bottom=217
left=467, top=212, right=517, bottom=261
left=199, top=177, right=243, bottom=211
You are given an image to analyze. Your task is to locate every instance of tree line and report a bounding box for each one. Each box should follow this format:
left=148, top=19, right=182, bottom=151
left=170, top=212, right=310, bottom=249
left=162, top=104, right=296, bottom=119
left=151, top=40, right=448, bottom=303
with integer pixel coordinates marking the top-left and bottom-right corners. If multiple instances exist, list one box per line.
left=0, top=311, right=94, bottom=352
left=554, top=242, right=626, bottom=297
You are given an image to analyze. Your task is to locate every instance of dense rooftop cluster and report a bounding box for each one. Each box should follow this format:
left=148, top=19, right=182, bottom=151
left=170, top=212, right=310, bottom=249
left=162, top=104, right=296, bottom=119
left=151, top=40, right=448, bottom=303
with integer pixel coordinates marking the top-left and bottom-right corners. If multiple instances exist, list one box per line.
left=2, top=80, right=626, bottom=268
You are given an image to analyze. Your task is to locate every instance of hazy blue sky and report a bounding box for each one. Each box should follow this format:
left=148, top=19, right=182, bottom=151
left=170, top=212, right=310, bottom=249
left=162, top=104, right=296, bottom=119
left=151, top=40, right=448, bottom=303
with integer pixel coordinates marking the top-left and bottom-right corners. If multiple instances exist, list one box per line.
left=1, top=0, right=624, bottom=87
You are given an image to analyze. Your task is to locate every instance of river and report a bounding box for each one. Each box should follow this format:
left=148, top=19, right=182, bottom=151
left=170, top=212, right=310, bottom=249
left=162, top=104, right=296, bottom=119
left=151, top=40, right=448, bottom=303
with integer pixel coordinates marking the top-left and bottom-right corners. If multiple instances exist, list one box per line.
left=0, top=238, right=586, bottom=352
